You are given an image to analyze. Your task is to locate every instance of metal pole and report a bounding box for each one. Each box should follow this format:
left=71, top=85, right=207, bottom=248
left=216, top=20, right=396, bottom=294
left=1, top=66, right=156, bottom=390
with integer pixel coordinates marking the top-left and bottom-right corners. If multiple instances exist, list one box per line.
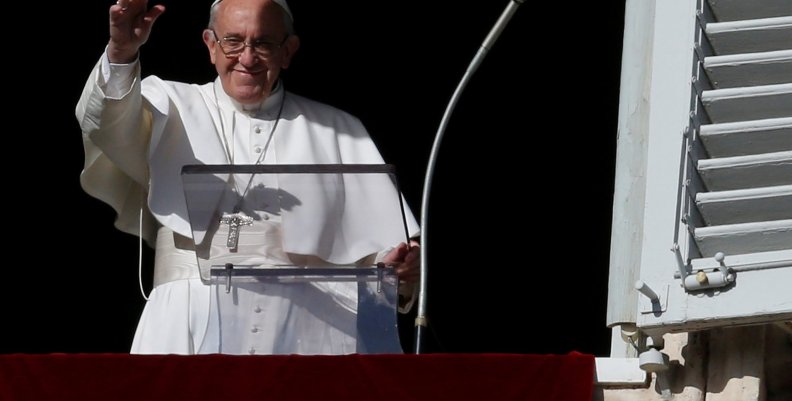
left=415, top=0, right=524, bottom=354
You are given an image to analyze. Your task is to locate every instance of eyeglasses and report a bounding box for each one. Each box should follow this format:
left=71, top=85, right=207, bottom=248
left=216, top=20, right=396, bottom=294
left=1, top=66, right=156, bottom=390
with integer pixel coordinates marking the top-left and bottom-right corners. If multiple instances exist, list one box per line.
left=212, top=30, right=289, bottom=59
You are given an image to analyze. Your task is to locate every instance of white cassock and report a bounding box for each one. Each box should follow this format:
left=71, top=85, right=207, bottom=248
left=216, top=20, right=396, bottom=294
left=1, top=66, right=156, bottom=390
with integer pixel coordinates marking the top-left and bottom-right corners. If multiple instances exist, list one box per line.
left=75, top=53, right=420, bottom=355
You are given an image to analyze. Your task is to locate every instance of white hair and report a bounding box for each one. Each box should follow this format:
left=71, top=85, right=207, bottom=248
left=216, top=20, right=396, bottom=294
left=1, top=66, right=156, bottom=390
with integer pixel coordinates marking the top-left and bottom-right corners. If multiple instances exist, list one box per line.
left=209, top=0, right=294, bottom=34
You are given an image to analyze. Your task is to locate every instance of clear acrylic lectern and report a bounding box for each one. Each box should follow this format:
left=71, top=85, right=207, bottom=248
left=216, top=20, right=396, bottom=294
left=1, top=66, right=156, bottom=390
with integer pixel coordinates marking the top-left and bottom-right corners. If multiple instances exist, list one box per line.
left=181, top=164, right=411, bottom=355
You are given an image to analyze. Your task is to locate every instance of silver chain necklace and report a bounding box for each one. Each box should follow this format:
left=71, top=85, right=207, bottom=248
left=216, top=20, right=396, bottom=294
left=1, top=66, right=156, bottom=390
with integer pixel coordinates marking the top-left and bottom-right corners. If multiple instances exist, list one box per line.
left=212, top=81, right=287, bottom=249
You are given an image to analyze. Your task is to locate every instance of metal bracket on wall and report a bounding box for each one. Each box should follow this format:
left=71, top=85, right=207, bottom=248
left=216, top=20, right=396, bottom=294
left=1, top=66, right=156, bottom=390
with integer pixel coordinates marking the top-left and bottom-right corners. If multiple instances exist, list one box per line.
left=635, top=281, right=669, bottom=315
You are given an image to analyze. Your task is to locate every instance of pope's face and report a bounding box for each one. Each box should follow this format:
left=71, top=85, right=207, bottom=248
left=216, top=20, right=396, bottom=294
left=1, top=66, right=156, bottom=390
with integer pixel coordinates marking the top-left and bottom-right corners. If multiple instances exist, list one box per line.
left=203, top=0, right=299, bottom=104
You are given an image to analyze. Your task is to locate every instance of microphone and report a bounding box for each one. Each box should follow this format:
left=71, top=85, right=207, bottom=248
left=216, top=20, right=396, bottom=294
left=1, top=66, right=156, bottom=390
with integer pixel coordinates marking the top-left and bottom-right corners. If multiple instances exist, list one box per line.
left=414, top=0, right=524, bottom=354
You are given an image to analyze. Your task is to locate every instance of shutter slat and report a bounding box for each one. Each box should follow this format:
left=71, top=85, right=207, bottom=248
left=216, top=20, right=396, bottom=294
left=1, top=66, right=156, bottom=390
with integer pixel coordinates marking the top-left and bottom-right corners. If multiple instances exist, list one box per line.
left=704, top=50, right=792, bottom=88
left=698, top=151, right=792, bottom=191
left=699, top=117, right=792, bottom=158
left=696, top=185, right=792, bottom=225
left=701, top=83, right=792, bottom=123
left=707, top=0, right=792, bottom=22
left=706, top=16, right=792, bottom=55
left=694, top=219, right=792, bottom=257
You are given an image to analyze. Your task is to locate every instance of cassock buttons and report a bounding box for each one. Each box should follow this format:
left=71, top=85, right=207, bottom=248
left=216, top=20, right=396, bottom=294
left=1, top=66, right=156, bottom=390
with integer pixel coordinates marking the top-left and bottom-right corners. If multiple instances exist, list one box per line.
left=254, top=306, right=262, bottom=313
left=251, top=327, right=259, bottom=333
left=248, top=347, right=256, bottom=355
left=254, top=146, right=263, bottom=153
left=254, top=126, right=262, bottom=134
left=262, top=214, right=270, bottom=221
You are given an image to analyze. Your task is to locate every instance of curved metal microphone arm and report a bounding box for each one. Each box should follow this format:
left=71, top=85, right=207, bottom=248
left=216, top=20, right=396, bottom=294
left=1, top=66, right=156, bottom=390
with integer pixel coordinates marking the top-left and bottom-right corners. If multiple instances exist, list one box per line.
left=414, top=0, right=524, bottom=354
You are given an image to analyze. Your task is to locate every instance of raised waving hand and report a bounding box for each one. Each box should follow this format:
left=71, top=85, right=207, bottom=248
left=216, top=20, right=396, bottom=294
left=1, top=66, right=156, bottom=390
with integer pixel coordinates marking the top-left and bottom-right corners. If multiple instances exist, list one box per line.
left=107, top=0, right=166, bottom=63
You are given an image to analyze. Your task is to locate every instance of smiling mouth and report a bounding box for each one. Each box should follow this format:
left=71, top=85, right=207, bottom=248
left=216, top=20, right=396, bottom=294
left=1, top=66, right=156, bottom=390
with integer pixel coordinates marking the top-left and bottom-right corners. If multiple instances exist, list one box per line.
left=234, top=69, right=265, bottom=76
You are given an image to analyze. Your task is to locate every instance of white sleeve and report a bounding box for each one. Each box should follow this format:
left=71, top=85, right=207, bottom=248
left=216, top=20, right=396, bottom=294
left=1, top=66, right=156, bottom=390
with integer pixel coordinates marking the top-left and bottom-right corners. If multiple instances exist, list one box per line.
left=75, top=52, right=158, bottom=245
left=99, top=50, right=140, bottom=99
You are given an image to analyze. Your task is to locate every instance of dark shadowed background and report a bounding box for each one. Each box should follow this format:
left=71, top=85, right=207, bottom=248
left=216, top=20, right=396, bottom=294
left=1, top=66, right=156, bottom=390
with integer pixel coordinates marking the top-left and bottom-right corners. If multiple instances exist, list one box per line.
left=2, top=0, right=624, bottom=355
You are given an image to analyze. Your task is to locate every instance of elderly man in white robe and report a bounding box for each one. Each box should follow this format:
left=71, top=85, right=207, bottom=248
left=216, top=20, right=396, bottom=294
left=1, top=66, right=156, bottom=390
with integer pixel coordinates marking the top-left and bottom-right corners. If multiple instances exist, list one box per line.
left=76, top=0, right=421, bottom=355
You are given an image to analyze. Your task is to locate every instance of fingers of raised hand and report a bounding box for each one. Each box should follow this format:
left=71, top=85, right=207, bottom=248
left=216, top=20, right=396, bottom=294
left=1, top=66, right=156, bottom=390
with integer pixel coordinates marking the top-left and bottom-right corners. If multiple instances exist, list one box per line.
left=116, top=0, right=128, bottom=11
left=113, top=0, right=150, bottom=14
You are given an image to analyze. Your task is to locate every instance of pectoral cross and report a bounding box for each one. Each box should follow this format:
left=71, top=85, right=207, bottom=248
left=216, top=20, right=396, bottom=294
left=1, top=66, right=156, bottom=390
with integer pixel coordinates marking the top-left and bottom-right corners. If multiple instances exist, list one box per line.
left=220, top=212, right=254, bottom=249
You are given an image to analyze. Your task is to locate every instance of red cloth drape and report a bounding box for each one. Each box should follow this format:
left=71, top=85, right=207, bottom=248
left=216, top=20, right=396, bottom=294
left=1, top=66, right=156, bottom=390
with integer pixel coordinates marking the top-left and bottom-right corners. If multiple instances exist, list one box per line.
left=0, top=353, right=594, bottom=401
